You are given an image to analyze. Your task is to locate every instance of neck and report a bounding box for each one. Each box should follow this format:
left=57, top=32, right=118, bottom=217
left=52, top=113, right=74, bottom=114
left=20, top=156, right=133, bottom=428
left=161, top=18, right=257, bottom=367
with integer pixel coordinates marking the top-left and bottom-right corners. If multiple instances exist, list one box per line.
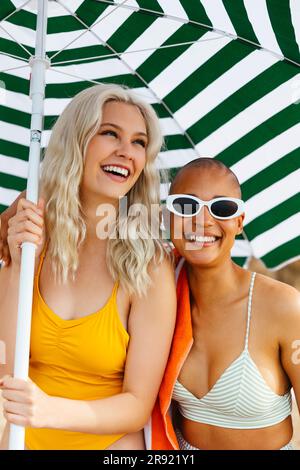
left=80, top=193, right=119, bottom=244
left=186, top=258, right=241, bottom=312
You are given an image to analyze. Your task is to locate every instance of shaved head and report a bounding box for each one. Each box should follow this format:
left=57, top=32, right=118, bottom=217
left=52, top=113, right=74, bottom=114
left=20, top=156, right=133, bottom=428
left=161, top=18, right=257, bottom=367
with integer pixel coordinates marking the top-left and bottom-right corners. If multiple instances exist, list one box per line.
left=170, top=157, right=242, bottom=199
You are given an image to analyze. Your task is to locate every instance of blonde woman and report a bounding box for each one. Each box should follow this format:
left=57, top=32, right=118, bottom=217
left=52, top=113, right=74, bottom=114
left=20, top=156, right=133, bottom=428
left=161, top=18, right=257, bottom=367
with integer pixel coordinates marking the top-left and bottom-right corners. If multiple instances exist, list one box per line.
left=0, top=84, right=176, bottom=450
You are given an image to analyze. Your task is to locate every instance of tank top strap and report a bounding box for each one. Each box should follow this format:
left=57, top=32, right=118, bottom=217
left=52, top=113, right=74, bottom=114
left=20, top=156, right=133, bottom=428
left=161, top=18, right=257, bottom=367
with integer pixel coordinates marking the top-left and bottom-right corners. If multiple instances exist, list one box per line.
left=110, top=279, right=120, bottom=299
left=35, top=240, right=48, bottom=280
left=244, top=272, right=256, bottom=350
left=110, top=279, right=119, bottom=303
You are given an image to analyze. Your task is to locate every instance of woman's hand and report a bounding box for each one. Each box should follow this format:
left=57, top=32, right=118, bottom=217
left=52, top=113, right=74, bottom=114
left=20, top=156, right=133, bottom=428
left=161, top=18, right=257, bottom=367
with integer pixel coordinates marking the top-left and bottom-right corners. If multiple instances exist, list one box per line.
left=7, top=198, right=46, bottom=267
left=0, top=190, right=26, bottom=267
left=0, top=375, right=52, bottom=429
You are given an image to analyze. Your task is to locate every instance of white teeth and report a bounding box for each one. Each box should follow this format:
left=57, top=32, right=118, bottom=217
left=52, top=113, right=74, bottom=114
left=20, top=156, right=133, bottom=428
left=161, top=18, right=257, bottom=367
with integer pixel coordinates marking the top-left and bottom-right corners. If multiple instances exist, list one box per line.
left=186, top=235, right=218, bottom=243
left=187, top=235, right=196, bottom=241
left=102, top=165, right=129, bottom=177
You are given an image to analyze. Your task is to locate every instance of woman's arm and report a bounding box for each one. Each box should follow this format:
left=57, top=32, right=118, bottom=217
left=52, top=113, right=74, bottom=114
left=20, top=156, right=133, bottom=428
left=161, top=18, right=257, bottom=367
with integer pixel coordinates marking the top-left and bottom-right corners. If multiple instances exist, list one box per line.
left=0, top=264, right=20, bottom=379
left=1, top=257, right=177, bottom=435
left=0, top=199, right=45, bottom=377
left=279, top=286, right=300, bottom=412
left=0, top=423, right=9, bottom=450
left=0, top=190, right=26, bottom=266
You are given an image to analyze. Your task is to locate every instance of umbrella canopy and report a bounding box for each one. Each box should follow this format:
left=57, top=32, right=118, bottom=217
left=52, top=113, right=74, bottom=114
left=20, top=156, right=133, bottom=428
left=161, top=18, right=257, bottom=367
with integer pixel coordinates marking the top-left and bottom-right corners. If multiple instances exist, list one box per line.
left=0, top=0, right=300, bottom=269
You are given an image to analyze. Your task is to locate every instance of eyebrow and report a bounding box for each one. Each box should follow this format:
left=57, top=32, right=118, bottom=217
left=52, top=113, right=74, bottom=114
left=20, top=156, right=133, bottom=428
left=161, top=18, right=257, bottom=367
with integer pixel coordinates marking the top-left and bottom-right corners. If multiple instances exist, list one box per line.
left=100, top=122, right=148, bottom=138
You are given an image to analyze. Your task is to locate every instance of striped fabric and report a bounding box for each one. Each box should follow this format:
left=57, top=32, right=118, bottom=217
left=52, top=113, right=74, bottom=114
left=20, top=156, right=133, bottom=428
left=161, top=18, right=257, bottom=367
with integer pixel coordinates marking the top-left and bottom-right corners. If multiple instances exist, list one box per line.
left=172, top=272, right=293, bottom=429
left=0, top=0, right=299, bottom=268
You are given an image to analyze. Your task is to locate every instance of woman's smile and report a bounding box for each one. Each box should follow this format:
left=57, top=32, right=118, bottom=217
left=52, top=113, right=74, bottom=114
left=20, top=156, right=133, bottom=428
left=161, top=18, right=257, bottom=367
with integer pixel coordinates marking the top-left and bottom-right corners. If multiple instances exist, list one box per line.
left=184, top=233, right=222, bottom=248
left=100, top=163, right=131, bottom=183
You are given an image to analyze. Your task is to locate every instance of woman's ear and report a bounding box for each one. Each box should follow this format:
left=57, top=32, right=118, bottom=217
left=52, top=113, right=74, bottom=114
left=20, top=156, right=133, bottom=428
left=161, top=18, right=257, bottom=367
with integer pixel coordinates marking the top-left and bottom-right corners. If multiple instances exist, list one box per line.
left=236, top=213, right=245, bottom=235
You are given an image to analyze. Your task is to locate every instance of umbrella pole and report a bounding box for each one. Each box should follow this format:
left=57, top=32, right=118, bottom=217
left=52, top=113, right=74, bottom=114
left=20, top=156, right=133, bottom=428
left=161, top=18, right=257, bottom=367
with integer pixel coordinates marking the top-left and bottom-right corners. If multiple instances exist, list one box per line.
left=8, top=0, right=49, bottom=450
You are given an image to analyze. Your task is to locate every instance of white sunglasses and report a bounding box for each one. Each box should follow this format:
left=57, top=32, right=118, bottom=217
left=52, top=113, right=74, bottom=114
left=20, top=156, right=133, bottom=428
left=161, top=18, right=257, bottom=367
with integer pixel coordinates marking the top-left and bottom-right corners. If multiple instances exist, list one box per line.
left=166, top=194, right=245, bottom=220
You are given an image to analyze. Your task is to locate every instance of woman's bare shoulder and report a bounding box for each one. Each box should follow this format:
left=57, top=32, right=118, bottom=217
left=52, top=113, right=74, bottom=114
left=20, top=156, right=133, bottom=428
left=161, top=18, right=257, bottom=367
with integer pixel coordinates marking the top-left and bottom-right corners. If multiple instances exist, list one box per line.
left=127, top=253, right=176, bottom=308
left=149, top=251, right=175, bottom=274
left=254, top=272, right=300, bottom=320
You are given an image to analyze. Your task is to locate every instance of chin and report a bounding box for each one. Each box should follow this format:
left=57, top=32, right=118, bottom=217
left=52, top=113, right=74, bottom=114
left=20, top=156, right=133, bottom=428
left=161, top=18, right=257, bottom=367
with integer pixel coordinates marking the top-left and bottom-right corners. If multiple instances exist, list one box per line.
left=175, top=245, right=217, bottom=265
left=186, top=254, right=217, bottom=267
left=95, top=187, right=127, bottom=201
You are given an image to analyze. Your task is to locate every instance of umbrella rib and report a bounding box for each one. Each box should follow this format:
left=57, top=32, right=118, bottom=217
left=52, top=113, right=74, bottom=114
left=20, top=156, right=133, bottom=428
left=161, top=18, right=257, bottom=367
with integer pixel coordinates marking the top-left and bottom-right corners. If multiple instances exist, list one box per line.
left=51, top=35, right=224, bottom=66
left=51, top=63, right=198, bottom=154
left=0, top=23, right=32, bottom=58
left=49, top=66, right=111, bottom=86
left=51, top=0, right=198, bottom=153
left=0, top=63, right=29, bottom=74
left=49, top=0, right=130, bottom=62
left=49, top=66, right=183, bottom=111
left=95, top=0, right=187, bottom=23
left=48, top=66, right=175, bottom=103
left=0, top=0, right=31, bottom=24
left=0, top=50, right=30, bottom=65
left=0, top=0, right=33, bottom=58
left=94, top=0, right=300, bottom=67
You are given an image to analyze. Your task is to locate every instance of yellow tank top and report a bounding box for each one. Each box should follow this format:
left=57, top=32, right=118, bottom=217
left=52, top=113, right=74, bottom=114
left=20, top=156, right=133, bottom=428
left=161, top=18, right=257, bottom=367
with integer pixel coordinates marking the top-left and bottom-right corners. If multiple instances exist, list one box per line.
left=25, top=247, right=130, bottom=450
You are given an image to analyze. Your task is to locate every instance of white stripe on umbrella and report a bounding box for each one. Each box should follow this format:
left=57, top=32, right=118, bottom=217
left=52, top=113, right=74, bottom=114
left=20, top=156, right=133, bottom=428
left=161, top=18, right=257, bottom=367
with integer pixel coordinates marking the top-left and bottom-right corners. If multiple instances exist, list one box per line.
left=0, top=186, right=21, bottom=206
left=231, top=124, right=300, bottom=184
left=243, top=0, right=283, bottom=57
left=251, top=213, right=300, bottom=258
left=0, top=20, right=35, bottom=48
left=149, top=32, right=231, bottom=100
left=0, top=121, right=30, bottom=146
left=158, top=148, right=199, bottom=170
left=244, top=170, right=300, bottom=226
left=119, top=18, right=183, bottom=70
left=231, top=239, right=253, bottom=258
left=201, top=0, right=237, bottom=37
left=0, top=154, right=28, bottom=179
left=290, top=0, right=300, bottom=55
left=0, top=55, right=30, bottom=76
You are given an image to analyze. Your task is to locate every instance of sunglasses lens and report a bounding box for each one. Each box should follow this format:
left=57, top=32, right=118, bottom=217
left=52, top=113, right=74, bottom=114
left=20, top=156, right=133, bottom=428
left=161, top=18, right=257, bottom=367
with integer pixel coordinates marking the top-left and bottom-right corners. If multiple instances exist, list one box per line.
left=172, top=197, right=199, bottom=216
left=211, top=200, right=238, bottom=218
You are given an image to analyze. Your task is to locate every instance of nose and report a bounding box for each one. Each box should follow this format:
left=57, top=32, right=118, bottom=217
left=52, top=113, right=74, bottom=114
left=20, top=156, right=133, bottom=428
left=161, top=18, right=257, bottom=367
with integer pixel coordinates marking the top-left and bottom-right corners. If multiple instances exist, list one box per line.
left=116, top=139, right=133, bottom=160
left=194, top=205, right=214, bottom=227
left=203, top=205, right=215, bottom=224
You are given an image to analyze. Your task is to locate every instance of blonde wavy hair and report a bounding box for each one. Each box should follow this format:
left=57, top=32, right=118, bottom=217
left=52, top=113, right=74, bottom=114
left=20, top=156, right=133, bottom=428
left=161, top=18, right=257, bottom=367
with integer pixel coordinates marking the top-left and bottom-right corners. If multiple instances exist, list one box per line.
left=41, top=83, right=168, bottom=297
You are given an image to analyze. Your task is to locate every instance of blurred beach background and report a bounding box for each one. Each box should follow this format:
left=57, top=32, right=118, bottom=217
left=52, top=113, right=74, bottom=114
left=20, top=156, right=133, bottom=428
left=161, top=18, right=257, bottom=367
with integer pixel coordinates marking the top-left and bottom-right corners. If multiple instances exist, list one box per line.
left=1, top=257, right=300, bottom=449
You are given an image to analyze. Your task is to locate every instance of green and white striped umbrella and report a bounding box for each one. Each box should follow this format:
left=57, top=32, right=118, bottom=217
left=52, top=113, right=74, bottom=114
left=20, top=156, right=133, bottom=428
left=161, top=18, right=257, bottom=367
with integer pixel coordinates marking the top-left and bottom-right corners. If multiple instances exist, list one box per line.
left=1, top=0, right=300, bottom=269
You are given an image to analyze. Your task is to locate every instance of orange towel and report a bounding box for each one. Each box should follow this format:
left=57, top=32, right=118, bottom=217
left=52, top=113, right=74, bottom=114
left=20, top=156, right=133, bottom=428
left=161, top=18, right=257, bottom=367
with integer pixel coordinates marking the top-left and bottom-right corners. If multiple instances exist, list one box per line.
left=150, top=257, right=193, bottom=450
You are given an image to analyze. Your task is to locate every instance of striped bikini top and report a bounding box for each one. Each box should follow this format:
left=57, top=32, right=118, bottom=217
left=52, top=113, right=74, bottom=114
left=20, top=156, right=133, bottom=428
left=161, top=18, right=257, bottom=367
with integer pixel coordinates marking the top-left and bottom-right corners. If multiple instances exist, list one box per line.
left=172, top=271, right=292, bottom=429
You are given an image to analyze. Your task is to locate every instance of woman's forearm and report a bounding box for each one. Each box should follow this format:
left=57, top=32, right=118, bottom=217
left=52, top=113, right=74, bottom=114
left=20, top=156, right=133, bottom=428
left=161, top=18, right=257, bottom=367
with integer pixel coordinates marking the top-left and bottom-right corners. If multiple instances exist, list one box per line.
left=0, top=266, right=21, bottom=377
left=0, top=423, right=9, bottom=450
left=48, top=392, right=147, bottom=435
